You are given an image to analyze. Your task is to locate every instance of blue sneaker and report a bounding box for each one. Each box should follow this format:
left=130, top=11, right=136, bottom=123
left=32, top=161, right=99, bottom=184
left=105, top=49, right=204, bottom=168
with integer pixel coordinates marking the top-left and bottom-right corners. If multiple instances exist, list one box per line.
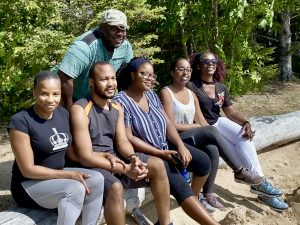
left=258, top=195, right=288, bottom=212
left=251, top=179, right=283, bottom=197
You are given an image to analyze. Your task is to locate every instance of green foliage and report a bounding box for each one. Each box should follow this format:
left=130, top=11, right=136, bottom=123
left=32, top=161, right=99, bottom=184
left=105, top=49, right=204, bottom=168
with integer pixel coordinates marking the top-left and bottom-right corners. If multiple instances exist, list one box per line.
left=1, top=0, right=300, bottom=118
left=0, top=0, right=165, bottom=117
left=147, top=0, right=281, bottom=95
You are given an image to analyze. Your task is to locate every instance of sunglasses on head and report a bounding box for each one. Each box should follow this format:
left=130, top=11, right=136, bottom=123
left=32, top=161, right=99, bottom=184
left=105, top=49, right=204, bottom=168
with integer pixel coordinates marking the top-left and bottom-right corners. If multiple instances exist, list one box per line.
left=200, top=59, right=219, bottom=65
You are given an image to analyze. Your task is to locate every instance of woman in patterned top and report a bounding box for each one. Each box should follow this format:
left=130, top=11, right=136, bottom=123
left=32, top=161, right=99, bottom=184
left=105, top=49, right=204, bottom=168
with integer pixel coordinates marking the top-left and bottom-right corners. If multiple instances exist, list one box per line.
left=115, top=57, right=221, bottom=225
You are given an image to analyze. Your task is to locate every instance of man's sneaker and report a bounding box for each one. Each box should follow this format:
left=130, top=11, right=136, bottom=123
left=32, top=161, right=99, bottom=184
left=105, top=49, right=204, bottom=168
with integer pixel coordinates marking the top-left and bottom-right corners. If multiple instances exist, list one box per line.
left=234, top=168, right=264, bottom=185
left=251, top=179, right=283, bottom=197
left=205, top=193, right=226, bottom=211
left=198, top=193, right=215, bottom=213
left=258, top=195, right=288, bottom=212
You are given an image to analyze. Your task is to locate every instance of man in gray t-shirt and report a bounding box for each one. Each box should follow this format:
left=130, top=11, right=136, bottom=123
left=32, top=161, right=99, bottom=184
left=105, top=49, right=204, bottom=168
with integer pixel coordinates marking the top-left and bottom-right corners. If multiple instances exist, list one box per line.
left=69, top=61, right=173, bottom=225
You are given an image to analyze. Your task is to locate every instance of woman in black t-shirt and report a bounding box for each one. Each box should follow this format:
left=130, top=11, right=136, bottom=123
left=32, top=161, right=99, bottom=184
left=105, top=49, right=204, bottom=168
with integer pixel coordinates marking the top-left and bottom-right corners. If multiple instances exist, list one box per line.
left=8, top=71, right=104, bottom=225
left=187, top=52, right=288, bottom=212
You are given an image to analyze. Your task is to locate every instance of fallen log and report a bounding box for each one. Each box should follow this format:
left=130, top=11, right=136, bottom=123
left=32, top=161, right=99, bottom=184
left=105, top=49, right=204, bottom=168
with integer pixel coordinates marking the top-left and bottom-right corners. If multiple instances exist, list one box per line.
left=250, top=110, right=300, bottom=152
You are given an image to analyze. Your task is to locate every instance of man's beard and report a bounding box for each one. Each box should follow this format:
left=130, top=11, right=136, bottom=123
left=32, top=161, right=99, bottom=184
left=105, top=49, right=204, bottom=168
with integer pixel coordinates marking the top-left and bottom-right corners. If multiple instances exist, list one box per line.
left=94, top=86, right=114, bottom=100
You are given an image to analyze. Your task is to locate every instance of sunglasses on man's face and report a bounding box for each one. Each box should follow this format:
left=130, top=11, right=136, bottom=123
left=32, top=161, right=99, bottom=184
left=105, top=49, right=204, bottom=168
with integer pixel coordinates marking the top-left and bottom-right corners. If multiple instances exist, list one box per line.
left=201, top=59, right=219, bottom=65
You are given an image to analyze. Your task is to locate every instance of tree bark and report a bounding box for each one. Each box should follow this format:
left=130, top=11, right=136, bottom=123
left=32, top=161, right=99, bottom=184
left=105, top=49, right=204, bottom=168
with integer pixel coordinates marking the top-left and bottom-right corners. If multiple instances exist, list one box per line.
left=279, top=10, right=293, bottom=81
left=180, top=27, right=189, bottom=58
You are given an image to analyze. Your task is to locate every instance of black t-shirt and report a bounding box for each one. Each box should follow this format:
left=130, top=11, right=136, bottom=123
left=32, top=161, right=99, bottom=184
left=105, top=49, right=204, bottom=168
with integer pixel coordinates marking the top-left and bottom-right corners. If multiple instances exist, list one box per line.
left=8, top=106, right=71, bottom=207
left=187, top=80, right=232, bottom=125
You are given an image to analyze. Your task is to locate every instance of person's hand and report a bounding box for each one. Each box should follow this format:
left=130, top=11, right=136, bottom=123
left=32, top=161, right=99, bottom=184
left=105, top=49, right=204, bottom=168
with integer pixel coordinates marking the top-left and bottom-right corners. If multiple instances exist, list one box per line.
left=159, top=150, right=178, bottom=162
left=242, top=122, right=255, bottom=141
left=125, top=160, right=148, bottom=181
left=105, top=153, right=126, bottom=169
left=129, top=155, right=148, bottom=174
left=177, top=145, right=192, bottom=167
left=67, top=171, right=91, bottom=194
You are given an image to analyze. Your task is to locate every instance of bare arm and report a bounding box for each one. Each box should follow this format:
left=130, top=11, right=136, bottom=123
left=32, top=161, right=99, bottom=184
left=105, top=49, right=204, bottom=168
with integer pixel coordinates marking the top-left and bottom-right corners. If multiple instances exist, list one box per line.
left=114, top=103, right=139, bottom=159
left=163, top=109, right=192, bottom=166
left=192, top=92, right=210, bottom=126
left=159, top=88, right=201, bottom=132
left=114, top=104, right=148, bottom=178
left=70, top=104, right=129, bottom=173
left=223, top=105, right=253, bottom=140
left=58, top=70, right=74, bottom=109
left=9, top=129, right=91, bottom=193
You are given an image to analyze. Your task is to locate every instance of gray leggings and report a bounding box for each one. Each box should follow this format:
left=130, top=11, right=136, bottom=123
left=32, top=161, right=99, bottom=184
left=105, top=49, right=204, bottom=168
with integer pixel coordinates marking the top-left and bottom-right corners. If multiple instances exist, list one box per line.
left=22, top=168, right=104, bottom=225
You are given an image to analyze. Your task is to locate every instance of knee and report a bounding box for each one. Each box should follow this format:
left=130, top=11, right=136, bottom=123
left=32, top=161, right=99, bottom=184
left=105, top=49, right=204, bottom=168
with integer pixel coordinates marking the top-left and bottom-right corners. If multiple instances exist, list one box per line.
left=147, top=156, right=167, bottom=177
left=193, top=155, right=211, bottom=177
left=206, top=146, right=220, bottom=161
left=66, top=181, right=86, bottom=197
left=88, top=171, right=104, bottom=194
left=63, top=181, right=86, bottom=206
left=206, top=125, right=220, bottom=136
left=107, top=181, right=124, bottom=201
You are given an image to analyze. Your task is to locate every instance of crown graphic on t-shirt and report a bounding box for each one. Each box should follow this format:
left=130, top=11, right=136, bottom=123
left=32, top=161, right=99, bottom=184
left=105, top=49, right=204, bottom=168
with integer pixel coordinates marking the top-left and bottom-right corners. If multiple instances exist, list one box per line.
left=49, top=128, right=69, bottom=151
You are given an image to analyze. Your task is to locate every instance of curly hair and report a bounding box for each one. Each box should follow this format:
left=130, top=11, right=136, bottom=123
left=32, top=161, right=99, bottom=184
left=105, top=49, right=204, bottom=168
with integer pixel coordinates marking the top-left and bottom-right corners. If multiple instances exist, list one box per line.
left=189, top=51, right=226, bottom=82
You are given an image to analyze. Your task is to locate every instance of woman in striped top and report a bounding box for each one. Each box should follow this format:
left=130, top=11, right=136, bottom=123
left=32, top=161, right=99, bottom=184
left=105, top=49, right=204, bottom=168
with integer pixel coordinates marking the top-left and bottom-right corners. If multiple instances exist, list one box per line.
left=114, top=57, right=220, bottom=225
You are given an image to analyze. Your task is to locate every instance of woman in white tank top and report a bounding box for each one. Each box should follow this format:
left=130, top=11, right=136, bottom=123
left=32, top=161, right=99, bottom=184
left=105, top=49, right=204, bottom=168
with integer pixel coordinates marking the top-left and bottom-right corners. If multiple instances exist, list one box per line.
left=160, top=58, right=263, bottom=212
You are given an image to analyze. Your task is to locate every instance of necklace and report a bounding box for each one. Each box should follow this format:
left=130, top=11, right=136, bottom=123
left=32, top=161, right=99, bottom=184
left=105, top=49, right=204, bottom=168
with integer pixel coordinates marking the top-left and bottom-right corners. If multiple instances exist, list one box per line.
left=200, top=79, right=215, bottom=85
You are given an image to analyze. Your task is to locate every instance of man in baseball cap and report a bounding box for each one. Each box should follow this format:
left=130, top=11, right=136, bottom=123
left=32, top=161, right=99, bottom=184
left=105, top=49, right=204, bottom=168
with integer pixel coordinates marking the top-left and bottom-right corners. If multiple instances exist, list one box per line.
left=101, top=9, right=128, bottom=29
left=54, top=9, right=133, bottom=109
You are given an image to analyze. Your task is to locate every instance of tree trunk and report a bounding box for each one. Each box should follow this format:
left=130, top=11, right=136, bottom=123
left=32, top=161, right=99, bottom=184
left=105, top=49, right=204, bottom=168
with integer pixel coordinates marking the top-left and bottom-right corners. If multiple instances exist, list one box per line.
left=279, top=11, right=293, bottom=81
left=211, top=0, right=218, bottom=52
left=180, top=27, right=189, bottom=58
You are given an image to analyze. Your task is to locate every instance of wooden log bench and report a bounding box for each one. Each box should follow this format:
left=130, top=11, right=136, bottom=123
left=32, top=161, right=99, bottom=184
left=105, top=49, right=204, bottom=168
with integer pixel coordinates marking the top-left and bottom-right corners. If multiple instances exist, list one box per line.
left=0, top=188, right=154, bottom=225
left=1, top=111, right=300, bottom=225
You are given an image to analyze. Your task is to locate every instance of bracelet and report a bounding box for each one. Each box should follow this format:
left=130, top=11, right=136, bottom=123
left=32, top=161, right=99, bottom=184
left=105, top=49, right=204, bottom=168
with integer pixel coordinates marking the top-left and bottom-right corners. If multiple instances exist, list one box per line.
left=242, top=121, right=250, bottom=126
left=128, top=153, right=136, bottom=161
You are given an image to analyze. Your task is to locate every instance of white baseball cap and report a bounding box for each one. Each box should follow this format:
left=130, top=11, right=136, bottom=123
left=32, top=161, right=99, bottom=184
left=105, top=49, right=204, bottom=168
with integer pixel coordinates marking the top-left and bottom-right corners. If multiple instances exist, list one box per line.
left=101, top=9, right=128, bottom=29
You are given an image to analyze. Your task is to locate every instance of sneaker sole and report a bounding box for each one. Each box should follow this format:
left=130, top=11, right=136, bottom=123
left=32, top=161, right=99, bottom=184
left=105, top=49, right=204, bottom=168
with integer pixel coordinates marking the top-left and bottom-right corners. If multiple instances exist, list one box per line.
left=257, top=198, right=288, bottom=212
left=234, top=178, right=263, bottom=186
left=250, top=188, right=283, bottom=197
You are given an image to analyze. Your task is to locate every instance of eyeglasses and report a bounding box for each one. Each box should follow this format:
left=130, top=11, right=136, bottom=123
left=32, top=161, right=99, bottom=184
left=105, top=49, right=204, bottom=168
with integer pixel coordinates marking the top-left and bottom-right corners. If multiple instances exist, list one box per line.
left=200, top=59, right=219, bottom=65
left=175, top=67, right=193, bottom=73
left=139, top=71, right=157, bottom=80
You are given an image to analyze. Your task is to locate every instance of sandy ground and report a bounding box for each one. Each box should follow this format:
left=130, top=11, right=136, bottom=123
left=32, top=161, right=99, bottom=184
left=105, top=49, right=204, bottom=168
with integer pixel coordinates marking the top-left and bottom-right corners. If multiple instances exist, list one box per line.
left=1, top=82, right=300, bottom=224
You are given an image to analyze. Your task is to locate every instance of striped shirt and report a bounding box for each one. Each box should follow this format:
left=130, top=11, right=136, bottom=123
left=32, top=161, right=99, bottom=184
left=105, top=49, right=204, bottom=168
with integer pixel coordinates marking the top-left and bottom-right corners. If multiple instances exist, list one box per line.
left=114, top=90, right=169, bottom=150
left=55, top=28, right=133, bottom=101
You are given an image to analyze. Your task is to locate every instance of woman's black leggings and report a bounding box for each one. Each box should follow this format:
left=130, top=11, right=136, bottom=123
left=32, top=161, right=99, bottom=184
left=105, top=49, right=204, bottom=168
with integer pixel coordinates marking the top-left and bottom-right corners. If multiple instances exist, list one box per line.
left=165, top=142, right=211, bottom=204
left=179, top=125, right=243, bottom=193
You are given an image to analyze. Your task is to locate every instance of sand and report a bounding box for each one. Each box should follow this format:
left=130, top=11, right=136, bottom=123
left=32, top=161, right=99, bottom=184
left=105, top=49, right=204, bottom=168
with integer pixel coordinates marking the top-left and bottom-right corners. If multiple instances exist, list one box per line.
left=1, top=134, right=299, bottom=224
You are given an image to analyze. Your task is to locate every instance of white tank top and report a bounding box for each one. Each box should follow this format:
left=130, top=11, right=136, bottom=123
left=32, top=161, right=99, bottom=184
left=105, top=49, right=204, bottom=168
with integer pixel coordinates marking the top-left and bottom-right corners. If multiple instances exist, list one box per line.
left=165, top=86, right=195, bottom=124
